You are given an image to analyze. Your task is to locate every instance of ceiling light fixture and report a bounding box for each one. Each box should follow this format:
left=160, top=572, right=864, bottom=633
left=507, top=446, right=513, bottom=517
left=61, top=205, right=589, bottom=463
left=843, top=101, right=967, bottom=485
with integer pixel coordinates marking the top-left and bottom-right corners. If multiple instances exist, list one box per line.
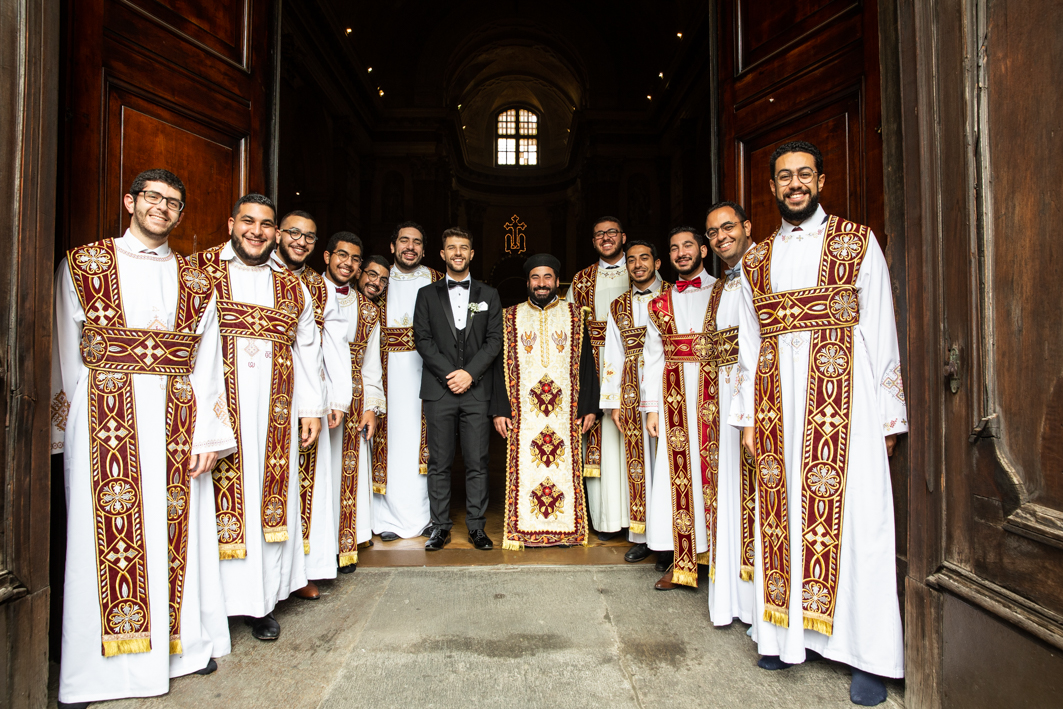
left=646, top=95, right=652, bottom=100
left=295, top=191, right=300, bottom=196
left=367, top=67, right=373, bottom=73
left=677, top=32, right=683, bottom=38
left=345, top=28, right=352, bottom=35
left=378, top=88, right=384, bottom=96
left=458, top=104, right=462, bottom=109
left=659, top=72, right=664, bottom=78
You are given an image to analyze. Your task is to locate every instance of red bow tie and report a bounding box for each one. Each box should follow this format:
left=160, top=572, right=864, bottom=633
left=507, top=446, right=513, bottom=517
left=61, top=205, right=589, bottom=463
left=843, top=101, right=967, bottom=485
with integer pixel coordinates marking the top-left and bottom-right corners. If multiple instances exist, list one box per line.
left=335, top=286, right=349, bottom=295
left=675, top=277, right=701, bottom=292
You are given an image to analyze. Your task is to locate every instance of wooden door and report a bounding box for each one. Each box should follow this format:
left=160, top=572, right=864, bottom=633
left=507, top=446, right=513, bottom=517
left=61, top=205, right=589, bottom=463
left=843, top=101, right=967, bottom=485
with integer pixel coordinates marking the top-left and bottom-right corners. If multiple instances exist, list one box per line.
left=60, top=0, right=276, bottom=255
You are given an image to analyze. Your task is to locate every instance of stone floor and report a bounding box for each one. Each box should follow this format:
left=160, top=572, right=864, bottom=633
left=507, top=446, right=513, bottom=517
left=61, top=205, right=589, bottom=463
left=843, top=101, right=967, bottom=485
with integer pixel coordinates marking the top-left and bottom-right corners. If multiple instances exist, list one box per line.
left=55, top=565, right=905, bottom=709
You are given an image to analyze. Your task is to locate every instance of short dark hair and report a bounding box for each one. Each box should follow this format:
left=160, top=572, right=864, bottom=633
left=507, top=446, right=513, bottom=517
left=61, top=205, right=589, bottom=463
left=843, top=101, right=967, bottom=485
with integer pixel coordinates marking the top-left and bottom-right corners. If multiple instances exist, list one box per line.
left=363, top=254, right=390, bottom=271
left=669, top=225, right=705, bottom=248
left=441, top=226, right=472, bottom=246
left=624, top=239, right=658, bottom=261
left=706, top=200, right=749, bottom=223
left=280, top=209, right=316, bottom=227
left=231, top=193, right=277, bottom=220
left=129, top=169, right=185, bottom=204
left=592, top=216, right=624, bottom=233
left=769, top=140, right=823, bottom=178
left=390, top=221, right=425, bottom=244
left=326, top=231, right=363, bottom=253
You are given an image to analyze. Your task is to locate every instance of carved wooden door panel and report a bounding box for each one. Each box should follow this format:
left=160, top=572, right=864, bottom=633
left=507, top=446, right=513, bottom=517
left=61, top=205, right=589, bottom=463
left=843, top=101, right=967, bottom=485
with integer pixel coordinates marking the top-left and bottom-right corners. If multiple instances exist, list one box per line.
left=61, top=0, right=275, bottom=255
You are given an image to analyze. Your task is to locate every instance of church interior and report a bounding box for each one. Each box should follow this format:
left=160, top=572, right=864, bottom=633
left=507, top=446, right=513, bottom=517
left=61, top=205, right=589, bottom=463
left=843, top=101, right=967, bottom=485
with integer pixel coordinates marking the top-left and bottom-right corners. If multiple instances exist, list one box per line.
left=1, top=0, right=1061, bottom=706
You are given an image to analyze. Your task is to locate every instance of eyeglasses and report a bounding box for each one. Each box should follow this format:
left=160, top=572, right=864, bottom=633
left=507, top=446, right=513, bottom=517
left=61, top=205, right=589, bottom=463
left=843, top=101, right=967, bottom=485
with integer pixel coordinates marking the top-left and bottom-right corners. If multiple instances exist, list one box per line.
left=705, top=221, right=741, bottom=242
left=332, top=250, right=363, bottom=264
left=137, top=190, right=185, bottom=213
left=280, top=227, right=318, bottom=245
left=593, top=228, right=622, bottom=240
left=774, top=168, right=818, bottom=186
left=363, top=270, right=389, bottom=284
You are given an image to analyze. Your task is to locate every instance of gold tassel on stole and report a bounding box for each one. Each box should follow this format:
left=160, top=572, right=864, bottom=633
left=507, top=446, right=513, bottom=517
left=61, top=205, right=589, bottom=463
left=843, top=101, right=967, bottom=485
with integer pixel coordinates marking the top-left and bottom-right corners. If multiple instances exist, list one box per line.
left=629, top=522, right=645, bottom=534
left=103, top=637, right=152, bottom=657
left=339, top=551, right=358, bottom=567
left=263, top=530, right=289, bottom=543
left=169, top=639, right=183, bottom=655
left=764, top=608, right=789, bottom=628
left=218, top=546, right=246, bottom=560
left=804, top=616, right=834, bottom=636
left=740, top=567, right=754, bottom=582
left=303, top=540, right=310, bottom=554
left=502, top=538, right=523, bottom=551
left=671, top=568, right=698, bottom=588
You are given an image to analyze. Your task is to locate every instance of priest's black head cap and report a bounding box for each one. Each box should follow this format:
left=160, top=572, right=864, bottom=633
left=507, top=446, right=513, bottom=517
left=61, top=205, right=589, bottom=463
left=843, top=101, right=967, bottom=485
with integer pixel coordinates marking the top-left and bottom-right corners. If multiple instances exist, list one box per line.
left=524, top=253, right=561, bottom=278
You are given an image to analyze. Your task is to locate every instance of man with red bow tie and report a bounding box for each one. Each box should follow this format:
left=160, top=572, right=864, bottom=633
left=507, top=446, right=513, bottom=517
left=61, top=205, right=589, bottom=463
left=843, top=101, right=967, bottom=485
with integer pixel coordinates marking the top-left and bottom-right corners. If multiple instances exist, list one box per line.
left=640, top=226, right=718, bottom=590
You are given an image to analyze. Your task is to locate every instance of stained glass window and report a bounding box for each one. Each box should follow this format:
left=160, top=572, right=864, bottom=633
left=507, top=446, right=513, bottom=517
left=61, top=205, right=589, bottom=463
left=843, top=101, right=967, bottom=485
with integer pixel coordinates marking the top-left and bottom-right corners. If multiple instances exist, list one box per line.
left=497, top=108, right=538, bottom=166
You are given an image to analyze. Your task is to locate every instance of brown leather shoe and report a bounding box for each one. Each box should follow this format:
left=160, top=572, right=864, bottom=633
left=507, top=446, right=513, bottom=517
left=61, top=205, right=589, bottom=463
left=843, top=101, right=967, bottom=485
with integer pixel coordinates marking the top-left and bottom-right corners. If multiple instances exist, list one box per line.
left=654, top=569, right=677, bottom=590
left=293, top=580, right=320, bottom=600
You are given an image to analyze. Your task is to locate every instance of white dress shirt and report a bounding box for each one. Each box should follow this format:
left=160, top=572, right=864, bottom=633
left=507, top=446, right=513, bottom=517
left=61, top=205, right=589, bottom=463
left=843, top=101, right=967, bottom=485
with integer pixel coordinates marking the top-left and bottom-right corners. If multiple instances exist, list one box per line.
left=447, top=274, right=471, bottom=330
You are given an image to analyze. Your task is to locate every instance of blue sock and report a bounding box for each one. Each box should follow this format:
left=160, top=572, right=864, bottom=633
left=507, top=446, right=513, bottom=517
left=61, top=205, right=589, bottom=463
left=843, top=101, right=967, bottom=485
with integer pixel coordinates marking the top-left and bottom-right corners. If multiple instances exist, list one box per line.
left=850, top=668, right=887, bottom=706
left=757, top=655, right=793, bottom=670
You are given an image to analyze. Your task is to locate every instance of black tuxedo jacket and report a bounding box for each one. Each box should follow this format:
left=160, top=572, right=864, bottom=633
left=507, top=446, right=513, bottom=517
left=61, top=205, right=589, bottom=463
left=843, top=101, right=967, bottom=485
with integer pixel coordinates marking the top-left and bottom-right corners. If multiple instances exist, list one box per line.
left=413, top=277, right=503, bottom=401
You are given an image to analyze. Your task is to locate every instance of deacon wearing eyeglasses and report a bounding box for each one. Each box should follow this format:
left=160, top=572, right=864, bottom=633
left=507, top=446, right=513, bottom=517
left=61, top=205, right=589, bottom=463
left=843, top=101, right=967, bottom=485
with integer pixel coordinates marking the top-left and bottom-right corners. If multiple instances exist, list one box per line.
left=271, top=214, right=353, bottom=596
left=568, top=217, right=632, bottom=547
left=51, top=169, right=236, bottom=706
left=322, top=232, right=385, bottom=571
left=357, top=255, right=391, bottom=304
left=728, top=141, right=906, bottom=706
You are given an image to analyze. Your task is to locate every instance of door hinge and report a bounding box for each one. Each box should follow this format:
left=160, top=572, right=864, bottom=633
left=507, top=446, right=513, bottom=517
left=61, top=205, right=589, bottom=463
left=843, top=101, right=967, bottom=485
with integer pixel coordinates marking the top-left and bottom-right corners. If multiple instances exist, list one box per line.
left=969, top=413, right=998, bottom=443
left=944, top=343, right=961, bottom=393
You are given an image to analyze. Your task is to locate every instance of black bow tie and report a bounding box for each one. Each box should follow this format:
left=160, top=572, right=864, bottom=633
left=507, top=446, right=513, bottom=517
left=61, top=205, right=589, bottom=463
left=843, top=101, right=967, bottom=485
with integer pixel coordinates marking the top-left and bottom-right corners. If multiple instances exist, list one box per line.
left=448, top=279, right=470, bottom=290
left=604, top=264, right=620, bottom=269
left=636, top=288, right=654, bottom=295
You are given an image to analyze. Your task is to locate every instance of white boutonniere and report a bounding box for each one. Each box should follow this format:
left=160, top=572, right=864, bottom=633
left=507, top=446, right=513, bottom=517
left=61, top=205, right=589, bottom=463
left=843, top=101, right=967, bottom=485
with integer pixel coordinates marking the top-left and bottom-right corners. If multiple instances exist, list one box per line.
left=468, top=301, right=489, bottom=317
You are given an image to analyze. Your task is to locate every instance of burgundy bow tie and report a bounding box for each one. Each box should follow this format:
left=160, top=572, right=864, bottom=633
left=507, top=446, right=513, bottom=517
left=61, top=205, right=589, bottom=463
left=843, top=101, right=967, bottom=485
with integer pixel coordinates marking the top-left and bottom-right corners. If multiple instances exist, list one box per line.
left=675, top=277, right=701, bottom=292
left=335, top=286, right=349, bottom=295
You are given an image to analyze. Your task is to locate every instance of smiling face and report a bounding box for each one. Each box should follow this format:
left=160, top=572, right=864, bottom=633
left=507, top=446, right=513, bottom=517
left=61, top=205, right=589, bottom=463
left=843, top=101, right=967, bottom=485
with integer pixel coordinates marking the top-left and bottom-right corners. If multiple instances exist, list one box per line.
left=669, top=230, right=708, bottom=277
left=527, top=266, right=558, bottom=306
left=390, top=227, right=424, bottom=271
left=228, top=202, right=277, bottom=266
left=124, top=180, right=184, bottom=242
left=323, top=240, right=362, bottom=286
left=441, top=236, right=474, bottom=278
left=276, top=214, right=317, bottom=269
left=705, top=206, right=752, bottom=268
left=769, top=150, right=826, bottom=225
left=625, top=245, right=659, bottom=289
left=358, top=261, right=389, bottom=300
left=591, top=220, right=626, bottom=262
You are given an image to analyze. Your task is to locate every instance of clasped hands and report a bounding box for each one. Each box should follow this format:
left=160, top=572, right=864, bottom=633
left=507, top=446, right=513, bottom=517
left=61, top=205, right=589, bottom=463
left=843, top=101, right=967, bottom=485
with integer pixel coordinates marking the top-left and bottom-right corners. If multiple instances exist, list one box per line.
left=494, top=413, right=597, bottom=438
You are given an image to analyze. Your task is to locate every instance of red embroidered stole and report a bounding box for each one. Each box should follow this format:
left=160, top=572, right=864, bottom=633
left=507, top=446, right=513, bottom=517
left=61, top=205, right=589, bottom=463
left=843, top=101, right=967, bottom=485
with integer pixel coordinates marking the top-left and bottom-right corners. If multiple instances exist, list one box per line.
left=296, top=269, right=329, bottom=555
left=569, top=264, right=604, bottom=476
left=609, top=284, right=670, bottom=534
left=68, top=239, right=212, bottom=657
left=647, top=283, right=722, bottom=588
left=193, top=246, right=303, bottom=557
left=744, top=216, right=869, bottom=634
left=371, top=267, right=441, bottom=493
left=338, top=292, right=379, bottom=567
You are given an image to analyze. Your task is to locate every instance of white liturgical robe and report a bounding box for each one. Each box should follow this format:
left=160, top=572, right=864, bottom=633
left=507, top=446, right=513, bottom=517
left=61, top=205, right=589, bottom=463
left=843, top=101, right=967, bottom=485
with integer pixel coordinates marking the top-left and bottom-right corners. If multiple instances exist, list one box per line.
left=327, top=279, right=386, bottom=545
left=641, top=268, right=717, bottom=559
left=728, top=206, right=907, bottom=678
left=51, top=231, right=236, bottom=705
left=211, top=242, right=325, bottom=619
left=372, top=264, right=434, bottom=538
left=599, top=278, right=665, bottom=544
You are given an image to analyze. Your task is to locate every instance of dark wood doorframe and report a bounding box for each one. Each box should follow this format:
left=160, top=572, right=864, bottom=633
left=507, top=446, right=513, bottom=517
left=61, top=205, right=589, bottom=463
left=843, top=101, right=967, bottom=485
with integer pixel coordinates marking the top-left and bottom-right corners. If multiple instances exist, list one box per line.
left=0, top=0, right=60, bottom=706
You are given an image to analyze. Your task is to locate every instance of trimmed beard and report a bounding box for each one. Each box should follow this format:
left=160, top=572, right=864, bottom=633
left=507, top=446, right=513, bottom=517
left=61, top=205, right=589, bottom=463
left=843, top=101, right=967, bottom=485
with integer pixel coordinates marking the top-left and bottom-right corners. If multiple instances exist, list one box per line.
left=231, top=235, right=275, bottom=266
left=277, top=240, right=308, bottom=270
left=776, top=189, right=820, bottom=224
left=674, top=251, right=703, bottom=278
left=528, top=284, right=558, bottom=308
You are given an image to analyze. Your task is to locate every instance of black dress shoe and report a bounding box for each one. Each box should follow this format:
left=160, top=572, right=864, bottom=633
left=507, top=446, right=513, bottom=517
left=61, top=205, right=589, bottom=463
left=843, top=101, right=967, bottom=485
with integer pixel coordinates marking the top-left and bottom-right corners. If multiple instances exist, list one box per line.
left=338, top=563, right=357, bottom=574
left=378, top=531, right=399, bottom=542
left=420, top=523, right=434, bottom=537
left=58, top=702, right=90, bottom=709
left=425, top=527, right=450, bottom=551
left=624, top=543, right=651, bottom=562
left=597, top=530, right=621, bottom=541
left=194, top=658, right=218, bottom=675
left=245, top=613, right=280, bottom=641
left=655, top=551, right=674, bottom=573
left=468, top=529, right=493, bottom=550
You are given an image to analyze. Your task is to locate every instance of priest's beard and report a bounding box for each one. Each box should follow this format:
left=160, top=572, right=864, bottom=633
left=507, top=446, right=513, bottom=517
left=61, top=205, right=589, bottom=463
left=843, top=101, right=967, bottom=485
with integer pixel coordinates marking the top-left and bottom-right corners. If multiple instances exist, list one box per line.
left=675, top=251, right=703, bottom=278
left=231, top=235, right=275, bottom=266
left=528, top=283, right=558, bottom=308
left=776, top=187, right=821, bottom=224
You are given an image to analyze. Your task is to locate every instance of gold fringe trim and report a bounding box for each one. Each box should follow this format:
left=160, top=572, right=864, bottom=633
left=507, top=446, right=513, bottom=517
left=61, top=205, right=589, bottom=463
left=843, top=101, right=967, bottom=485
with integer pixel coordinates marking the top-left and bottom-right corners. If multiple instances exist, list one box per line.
left=103, top=637, right=152, bottom=657
left=764, top=607, right=789, bottom=628
left=803, top=616, right=834, bottom=636
left=263, top=528, right=289, bottom=543
left=709, top=566, right=716, bottom=583
left=372, top=483, right=386, bottom=494
left=219, top=544, right=246, bottom=560
left=672, top=568, right=698, bottom=588
left=419, top=464, right=428, bottom=475
left=169, top=638, right=182, bottom=655
left=583, top=467, right=601, bottom=478
left=339, top=551, right=358, bottom=567
left=303, top=539, right=310, bottom=555
left=739, top=566, right=754, bottom=582
left=629, top=522, right=645, bottom=534
left=696, top=551, right=712, bottom=565
left=502, top=538, right=523, bottom=551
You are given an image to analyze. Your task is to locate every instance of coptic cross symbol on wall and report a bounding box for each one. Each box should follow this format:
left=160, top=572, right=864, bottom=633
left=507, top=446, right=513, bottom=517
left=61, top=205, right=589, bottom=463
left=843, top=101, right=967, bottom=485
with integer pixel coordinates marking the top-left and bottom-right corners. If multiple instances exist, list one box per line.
left=504, top=214, right=527, bottom=254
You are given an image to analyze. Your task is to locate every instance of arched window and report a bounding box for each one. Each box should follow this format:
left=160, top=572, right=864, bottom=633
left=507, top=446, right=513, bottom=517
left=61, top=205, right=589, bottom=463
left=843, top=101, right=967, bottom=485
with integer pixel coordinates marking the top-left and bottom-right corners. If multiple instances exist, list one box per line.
left=496, top=108, right=538, bottom=166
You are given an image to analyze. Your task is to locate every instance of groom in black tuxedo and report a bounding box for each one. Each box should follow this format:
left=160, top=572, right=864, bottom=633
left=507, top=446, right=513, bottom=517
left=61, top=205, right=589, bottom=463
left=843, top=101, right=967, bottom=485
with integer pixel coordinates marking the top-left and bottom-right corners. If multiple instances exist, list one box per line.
left=413, top=227, right=503, bottom=551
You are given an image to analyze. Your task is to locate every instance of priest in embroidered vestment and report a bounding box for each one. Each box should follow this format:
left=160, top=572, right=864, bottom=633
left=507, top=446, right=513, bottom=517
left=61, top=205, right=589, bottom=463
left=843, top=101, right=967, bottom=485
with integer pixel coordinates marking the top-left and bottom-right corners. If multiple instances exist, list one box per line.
left=600, top=240, right=667, bottom=564
left=569, top=217, right=631, bottom=542
left=322, top=232, right=385, bottom=569
left=728, top=141, right=906, bottom=706
left=371, top=222, right=442, bottom=540
left=191, top=194, right=325, bottom=642
left=51, top=170, right=236, bottom=706
left=641, top=227, right=719, bottom=590
left=490, top=254, right=600, bottom=549
left=273, top=212, right=352, bottom=595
